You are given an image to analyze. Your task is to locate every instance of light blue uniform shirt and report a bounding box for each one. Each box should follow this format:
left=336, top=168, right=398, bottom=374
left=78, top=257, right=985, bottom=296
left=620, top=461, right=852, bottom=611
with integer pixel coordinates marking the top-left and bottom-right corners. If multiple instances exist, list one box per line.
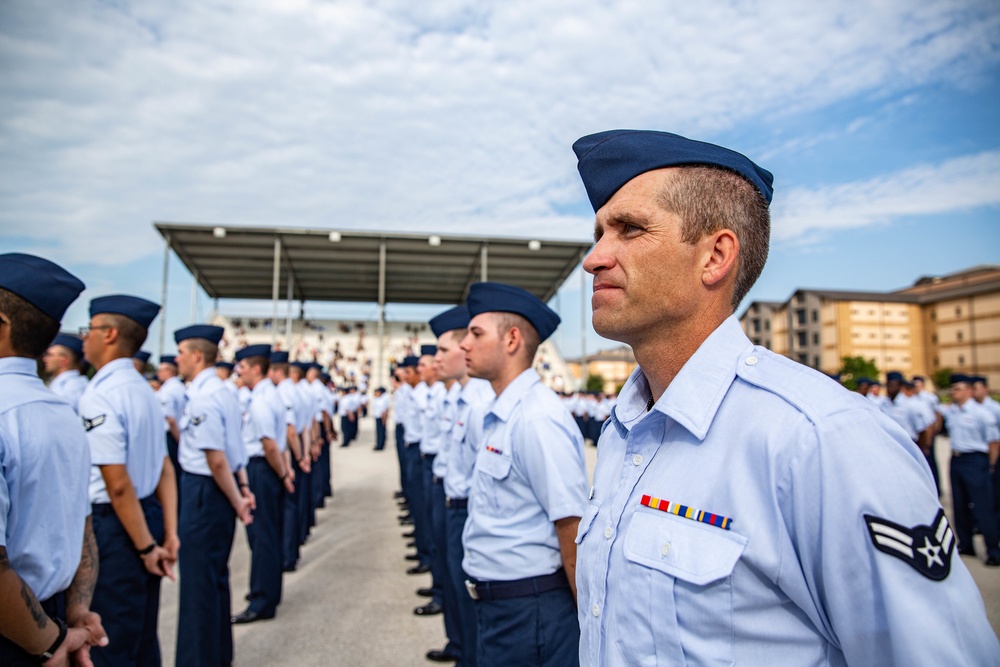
left=242, top=380, right=284, bottom=458
left=395, top=383, right=412, bottom=439
left=0, top=357, right=90, bottom=601
left=881, top=393, right=935, bottom=441
left=444, top=379, right=494, bottom=501
left=79, top=357, right=167, bottom=503
left=434, top=382, right=461, bottom=480
left=978, top=395, right=1000, bottom=428
left=276, top=378, right=305, bottom=432
left=179, top=367, right=247, bottom=476
left=576, top=317, right=999, bottom=666
left=158, top=375, right=186, bottom=424
left=293, top=380, right=315, bottom=434
left=420, top=381, right=446, bottom=458
left=462, top=368, right=587, bottom=581
left=49, top=369, right=89, bottom=414
left=372, top=394, right=390, bottom=420
left=407, top=382, right=429, bottom=444
left=938, top=400, right=999, bottom=453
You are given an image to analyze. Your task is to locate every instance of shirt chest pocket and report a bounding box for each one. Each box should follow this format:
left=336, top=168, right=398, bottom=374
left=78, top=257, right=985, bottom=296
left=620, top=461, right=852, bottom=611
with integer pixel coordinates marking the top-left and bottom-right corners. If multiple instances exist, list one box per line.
left=474, top=450, right=512, bottom=510
left=618, top=509, right=747, bottom=666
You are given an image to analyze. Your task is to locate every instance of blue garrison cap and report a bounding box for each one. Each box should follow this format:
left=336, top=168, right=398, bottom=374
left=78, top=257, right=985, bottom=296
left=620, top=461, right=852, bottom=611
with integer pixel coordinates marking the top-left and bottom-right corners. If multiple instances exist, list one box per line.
left=160, top=355, right=176, bottom=366
left=420, top=344, right=437, bottom=357
left=321, top=372, right=331, bottom=383
left=573, top=129, right=774, bottom=211
left=270, top=351, right=289, bottom=364
left=401, top=356, right=419, bottom=368
left=466, top=282, right=561, bottom=342
left=215, top=361, right=235, bottom=371
left=430, top=305, right=470, bottom=338
left=234, top=344, right=271, bottom=362
left=856, top=377, right=871, bottom=386
left=133, top=350, right=151, bottom=364
left=912, top=375, right=925, bottom=382
left=90, top=295, right=160, bottom=330
left=309, top=362, right=323, bottom=372
left=950, top=374, right=973, bottom=386
left=886, top=371, right=905, bottom=383
left=0, top=253, right=85, bottom=321
left=971, top=375, right=988, bottom=385
left=290, top=361, right=310, bottom=372
left=51, top=333, right=84, bottom=358
left=174, top=325, right=224, bottom=345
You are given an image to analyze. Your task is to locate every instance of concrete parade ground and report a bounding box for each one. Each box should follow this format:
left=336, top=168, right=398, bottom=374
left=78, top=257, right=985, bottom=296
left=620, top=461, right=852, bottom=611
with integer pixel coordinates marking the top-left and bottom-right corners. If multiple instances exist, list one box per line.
left=156, top=417, right=1000, bottom=666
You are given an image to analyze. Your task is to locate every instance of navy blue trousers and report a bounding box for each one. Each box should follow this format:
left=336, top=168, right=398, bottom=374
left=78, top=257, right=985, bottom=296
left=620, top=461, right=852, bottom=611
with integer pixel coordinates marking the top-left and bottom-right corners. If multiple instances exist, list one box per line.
left=282, top=455, right=305, bottom=569
left=427, top=470, right=450, bottom=617
left=340, top=415, right=354, bottom=446
left=375, top=417, right=387, bottom=450
left=298, top=450, right=312, bottom=542
left=176, top=472, right=237, bottom=667
left=166, top=433, right=182, bottom=515
left=951, top=452, right=1000, bottom=558
left=407, top=445, right=431, bottom=566
left=246, top=457, right=284, bottom=616
left=89, top=496, right=164, bottom=667
left=444, top=507, right=479, bottom=667
left=395, top=423, right=407, bottom=492
left=475, top=585, right=579, bottom=667
left=312, top=425, right=328, bottom=510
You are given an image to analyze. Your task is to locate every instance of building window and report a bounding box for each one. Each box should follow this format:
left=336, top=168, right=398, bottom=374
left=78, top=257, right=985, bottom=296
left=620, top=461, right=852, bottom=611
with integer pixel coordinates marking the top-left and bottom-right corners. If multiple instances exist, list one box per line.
left=753, top=319, right=761, bottom=333
left=795, top=293, right=805, bottom=304
left=930, top=310, right=936, bottom=321
left=765, top=320, right=770, bottom=331
left=797, top=331, right=808, bottom=347
left=931, top=334, right=937, bottom=344
left=753, top=337, right=761, bottom=346
left=812, top=310, right=819, bottom=322
left=812, top=333, right=819, bottom=345
left=798, top=353, right=808, bottom=364
left=886, top=333, right=892, bottom=339
left=957, top=331, right=964, bottom=342
left=955, top=307, right=962, bottom=317
left=958, top=355, right=965, bottom=366
left=869, top=309, right=876, bottom=316
left=851, top=308, right=859, bottom=316
left=796, top=309, right=807, bottom=325
left=813, top=356, right=820, bottom=368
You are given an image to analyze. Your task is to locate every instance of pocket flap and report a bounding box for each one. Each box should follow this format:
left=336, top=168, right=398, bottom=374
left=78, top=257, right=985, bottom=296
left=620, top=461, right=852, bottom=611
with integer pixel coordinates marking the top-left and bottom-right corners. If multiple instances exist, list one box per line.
left=476, top=450, right=512, bottom=480
left=575, top=501, right=602, bottom=544
left=624, top=509, right=747, bottom=585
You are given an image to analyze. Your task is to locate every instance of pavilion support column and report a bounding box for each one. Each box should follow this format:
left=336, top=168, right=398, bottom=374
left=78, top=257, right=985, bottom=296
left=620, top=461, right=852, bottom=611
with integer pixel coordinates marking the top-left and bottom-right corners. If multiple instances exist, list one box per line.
left=285, top=269, right=294, bottom=353
left=189, top=270, right=199, bottom=322
left=159, top=233, right=171, bottom=357
left=480, top=244, right=488, bottom=282
left=271, top=237, right=282, bottom=347
left=377, top=239, right=387, bottom=386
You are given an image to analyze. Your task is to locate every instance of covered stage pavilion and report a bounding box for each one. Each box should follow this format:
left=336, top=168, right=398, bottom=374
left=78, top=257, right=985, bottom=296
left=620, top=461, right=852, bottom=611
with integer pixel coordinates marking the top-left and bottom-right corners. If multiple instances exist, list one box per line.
left=154, top=222, right=593, bottom=385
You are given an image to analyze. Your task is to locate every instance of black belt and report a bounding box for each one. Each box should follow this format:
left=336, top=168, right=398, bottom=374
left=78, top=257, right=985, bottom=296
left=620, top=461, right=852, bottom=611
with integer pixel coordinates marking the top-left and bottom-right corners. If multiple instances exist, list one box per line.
left=421, top=453, right=436, bottom=460
left=92, top=494, right=158, bottom=516
left=446, top=497, right=468, bottom=509
left=952, top=451, right=987, bottom=458
left=465, top=568, right=569, bottom=601
left=406, top=441, right=420, bottom=448
left=432, top=475, right=442, bottom=484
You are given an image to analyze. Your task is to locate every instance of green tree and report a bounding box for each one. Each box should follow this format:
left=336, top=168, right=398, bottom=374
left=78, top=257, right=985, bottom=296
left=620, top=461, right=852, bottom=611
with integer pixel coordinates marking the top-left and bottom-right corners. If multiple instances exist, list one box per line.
left=838, top=356, right=879, bottom=391
left=931, top=368, right=952, bottom=394
left=586, top=373, right=605, bottom=393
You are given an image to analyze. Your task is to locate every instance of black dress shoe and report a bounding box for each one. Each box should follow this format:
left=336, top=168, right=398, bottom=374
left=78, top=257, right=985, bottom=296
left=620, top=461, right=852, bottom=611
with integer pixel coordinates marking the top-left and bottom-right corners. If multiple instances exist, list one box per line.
left=414, top=601, right=443, bottom=616
left=231, top=609, right=274, bottom=624
left=406, top=540, right=416, bottom=548
left=986, top=557, right=1000, bottom=567
left=399, top=518, right=414, bottom=526
left=407, top=564, right=431, bottom=575
left=426, top=648, right=459, bottom=662
left=398, top=513, right=411, bottom=521
left=416, top=587, right=433, bottom=598
left=394, top=491, right=405, bottom=499
left=402, top=530, right=416, bottom=538
left=282, top=564, right=297, bottom=573
left=405, top=553, right=420, bottom=561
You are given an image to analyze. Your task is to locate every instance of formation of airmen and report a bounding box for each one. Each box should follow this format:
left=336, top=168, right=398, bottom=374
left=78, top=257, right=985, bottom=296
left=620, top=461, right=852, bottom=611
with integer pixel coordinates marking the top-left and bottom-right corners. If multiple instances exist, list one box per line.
left=3, top=127, right=1000, bottom=666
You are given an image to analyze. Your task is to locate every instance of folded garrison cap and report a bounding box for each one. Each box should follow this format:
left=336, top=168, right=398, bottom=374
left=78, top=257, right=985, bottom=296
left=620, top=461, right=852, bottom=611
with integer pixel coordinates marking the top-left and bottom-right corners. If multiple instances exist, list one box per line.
left=234, top=344, right=271, bottom=362
left=51, top=333, right=84, bottom=358
left=420, top=344, right=437, bottom=357
left=0, top=253, right=85, bottom=321
left=90, top=295, right=160, bottom=330
left=949, top=374, right=973, bottom=386
left=174, top=325, right=224, bottom=345
left=215, top=361, right=235, bottom=371
left=160, top=355, right=176, bottom=366
left=886, top=371, right=905, bottom=383
left=466, top=282, right=560, bottom=342
left=269, top=351, right=289, bottom=364
left=573, top=129, right=774, bottom=211
left=430, top=305, right=470, bottom=337
left=133, top=350, right=152, bottom=364
left=401, top=356, right=419, bottom=368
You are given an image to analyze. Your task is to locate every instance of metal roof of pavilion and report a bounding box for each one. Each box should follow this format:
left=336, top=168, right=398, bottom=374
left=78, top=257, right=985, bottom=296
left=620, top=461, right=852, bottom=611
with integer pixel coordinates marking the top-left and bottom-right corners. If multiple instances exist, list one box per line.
left=154, top=223, right=592, bottom=305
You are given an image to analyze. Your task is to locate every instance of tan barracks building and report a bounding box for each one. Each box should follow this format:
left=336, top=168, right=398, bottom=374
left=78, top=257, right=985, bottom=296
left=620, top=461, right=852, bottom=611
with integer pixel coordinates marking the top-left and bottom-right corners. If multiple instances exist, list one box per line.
left=739, top=265, right=1000, bottom=389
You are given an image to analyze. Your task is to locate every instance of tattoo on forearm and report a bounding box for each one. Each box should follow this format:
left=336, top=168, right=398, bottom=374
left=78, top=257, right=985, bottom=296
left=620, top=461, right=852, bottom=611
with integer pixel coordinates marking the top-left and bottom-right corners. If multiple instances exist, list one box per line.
left=67, top=517, right=98, bottom=611
left=2, top=546, right=49, bottom=629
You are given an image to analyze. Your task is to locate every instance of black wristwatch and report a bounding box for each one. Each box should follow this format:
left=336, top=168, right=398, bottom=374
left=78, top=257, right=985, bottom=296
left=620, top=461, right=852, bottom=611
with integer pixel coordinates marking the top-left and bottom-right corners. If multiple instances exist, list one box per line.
left=137, top=540, right=157, bottom=556
left=34, top=616, right=66, bottom=663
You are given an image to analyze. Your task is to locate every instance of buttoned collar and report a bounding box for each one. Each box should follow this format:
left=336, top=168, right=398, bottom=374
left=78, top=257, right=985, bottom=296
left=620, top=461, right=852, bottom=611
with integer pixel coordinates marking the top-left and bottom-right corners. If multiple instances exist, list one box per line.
left=189, top=366, right=217, bottom=392
left=611, top=316, right=751, bottom=442
left=489, top=367, right=540, bottom=422
left=0, top=356, right=40, bottom=377
left=90, top=357, right=136, bottom=388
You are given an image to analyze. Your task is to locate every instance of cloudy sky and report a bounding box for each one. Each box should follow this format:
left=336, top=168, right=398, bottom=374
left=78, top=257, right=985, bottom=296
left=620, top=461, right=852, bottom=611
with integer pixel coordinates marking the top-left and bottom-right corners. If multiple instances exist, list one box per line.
left=2, top=0, right=999, bottom=358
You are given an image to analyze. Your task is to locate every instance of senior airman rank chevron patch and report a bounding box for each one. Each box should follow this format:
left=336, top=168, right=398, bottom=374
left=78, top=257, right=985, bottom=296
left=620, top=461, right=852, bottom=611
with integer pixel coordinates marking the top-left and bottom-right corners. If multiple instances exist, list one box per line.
left=864, top=509, right=954, bottom=581
left=82, top=414, right=106, bottom=432
left=640, top=494, right=732, bottom=530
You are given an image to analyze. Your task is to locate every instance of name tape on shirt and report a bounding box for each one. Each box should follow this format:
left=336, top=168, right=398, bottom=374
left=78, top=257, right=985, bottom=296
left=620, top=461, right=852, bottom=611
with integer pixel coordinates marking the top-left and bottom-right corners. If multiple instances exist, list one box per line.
left=864, top=509, right=954, bottom=581
left=82, top=414, right=106, bottom=432
left=640, top=494, right=732, bottom=531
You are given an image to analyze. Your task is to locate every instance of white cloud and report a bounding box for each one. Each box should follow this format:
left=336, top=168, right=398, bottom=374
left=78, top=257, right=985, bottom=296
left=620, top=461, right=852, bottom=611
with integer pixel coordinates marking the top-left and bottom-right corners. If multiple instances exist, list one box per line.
left=1, top=0, right=998, bottom=268
left=772, top=150, right=1000, bottom=244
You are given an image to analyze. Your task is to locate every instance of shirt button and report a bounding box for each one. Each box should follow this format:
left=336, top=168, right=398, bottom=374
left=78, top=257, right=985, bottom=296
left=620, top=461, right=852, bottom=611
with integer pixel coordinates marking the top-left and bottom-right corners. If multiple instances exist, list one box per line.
left=745, top=355, right=758, bottom=366
left=592, top=603, right=600, bottom=617
left=631, top=454, right=643, bottom=466
left=603, top=526, right=613, bottom=539
left=660, top=543, right=671, bottom=556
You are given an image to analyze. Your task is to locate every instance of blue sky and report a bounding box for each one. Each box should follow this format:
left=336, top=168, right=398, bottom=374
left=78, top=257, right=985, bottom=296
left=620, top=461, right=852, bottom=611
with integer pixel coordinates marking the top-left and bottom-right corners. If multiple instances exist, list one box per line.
left=2, top=0, right=998, bottom=359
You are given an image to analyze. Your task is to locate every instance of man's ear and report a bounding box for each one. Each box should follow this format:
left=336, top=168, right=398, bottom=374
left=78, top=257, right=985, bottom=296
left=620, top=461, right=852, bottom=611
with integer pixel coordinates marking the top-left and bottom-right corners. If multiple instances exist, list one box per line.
left=504, top=325, right=523, bottom=357
left=701, top=228, right=739, bottom=288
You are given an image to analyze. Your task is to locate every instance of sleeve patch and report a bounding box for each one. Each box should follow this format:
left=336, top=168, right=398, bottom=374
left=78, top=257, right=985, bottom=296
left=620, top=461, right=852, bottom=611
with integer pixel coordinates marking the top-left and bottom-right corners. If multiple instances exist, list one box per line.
left=864, top=509, right=954, bottom=581
left=82, top=414, right=106, bottom=432
left=190, top=414, right=208, bottom=426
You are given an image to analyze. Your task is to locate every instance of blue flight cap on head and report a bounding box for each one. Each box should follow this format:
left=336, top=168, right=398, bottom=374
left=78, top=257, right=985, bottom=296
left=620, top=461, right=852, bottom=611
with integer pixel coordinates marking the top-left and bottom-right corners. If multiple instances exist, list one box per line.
left=572, top=129, right=774, bottom=212
left=290, top=361, right=310, bottom=372
left=133, top=350, right=151, bottom=364
left=234, top=344, right=271, bottom=362
left=912, top=375, right=925, bottom=382
left=971, top=375, right=987, bottom=385
left=870, top=380, right=882, bottom=387
left=886, top=371, right=905, bottom=383
left=51, top=333, right=84, bottom=358
left=401, top=356, right=419, bottom=368
left=309, top=362, right=323, bottom=372
left=90, top=295, right=160, bottom=330
left=420, top=344, right=437, bottom=357
left=950, top=374, right=972, bottom=386
left=430, top=305, right=470, bottom=338
left=0, top=252, right=85, bottom=321
left=174, top=325, right=224, bottom=345
left=270, top=351, right=289, bottom=364
left=856, top=377, right=871, bottom=385
left=466, top=282, right=561, bottom=342
left=160, top=355, right=176, bottom=366
left=321, top=372, right=331, bottom=383
left=215, top=361, right=234, bottom=371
